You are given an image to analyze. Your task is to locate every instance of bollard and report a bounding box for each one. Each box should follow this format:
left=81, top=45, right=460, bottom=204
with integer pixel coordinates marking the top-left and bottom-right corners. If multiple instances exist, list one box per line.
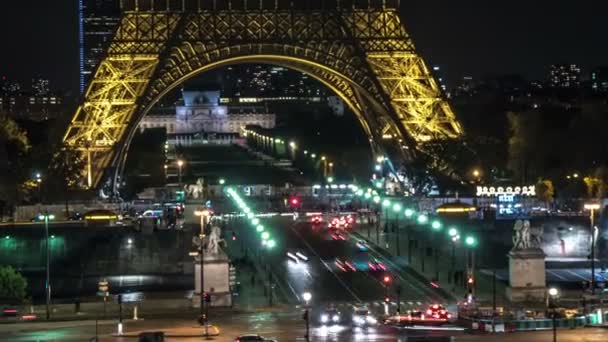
left=133, top=305, right=139, bottom=320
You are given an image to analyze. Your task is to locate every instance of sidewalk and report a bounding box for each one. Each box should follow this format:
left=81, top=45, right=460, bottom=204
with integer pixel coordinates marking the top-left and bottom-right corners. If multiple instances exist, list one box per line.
left=353, top=216, right=508, bottom=307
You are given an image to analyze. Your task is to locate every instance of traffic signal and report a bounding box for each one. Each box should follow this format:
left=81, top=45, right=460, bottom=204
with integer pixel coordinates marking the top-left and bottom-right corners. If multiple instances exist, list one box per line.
left=289, top=196, right=300, bottom=207
left=232, top=232, right=237, bottom=241
left=384, top=296, right=390, bottom=303
left=383, top=275, right=391, bottom=284
left=467, top=276, right=474, bottom=285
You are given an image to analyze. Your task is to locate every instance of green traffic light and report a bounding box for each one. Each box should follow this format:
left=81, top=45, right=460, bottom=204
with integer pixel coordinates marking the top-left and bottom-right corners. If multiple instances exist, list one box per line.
left=417, top=214, right=428, bottom=224
left=431, top=220, right=442, bottom=230
left=4, top=235, right=9, bottom=240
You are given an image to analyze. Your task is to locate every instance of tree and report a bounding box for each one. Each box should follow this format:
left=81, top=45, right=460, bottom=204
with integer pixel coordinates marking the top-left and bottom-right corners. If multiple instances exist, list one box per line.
left=45, top=146, right=86, bottom=218
left=536, top=179, right=555, bottom=207
left=0, top=266, right=28, bottom=304
left=0, top=114, right=31, bottom=213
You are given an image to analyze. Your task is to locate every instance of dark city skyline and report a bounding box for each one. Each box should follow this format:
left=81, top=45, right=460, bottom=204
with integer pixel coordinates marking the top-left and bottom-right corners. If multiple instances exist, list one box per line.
left=0, top=1, right=607, bottom=93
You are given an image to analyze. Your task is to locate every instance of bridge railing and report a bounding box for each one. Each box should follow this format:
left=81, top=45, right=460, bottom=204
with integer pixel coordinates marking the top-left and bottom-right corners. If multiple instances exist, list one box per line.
left=120, top=0, right=401, bottom=12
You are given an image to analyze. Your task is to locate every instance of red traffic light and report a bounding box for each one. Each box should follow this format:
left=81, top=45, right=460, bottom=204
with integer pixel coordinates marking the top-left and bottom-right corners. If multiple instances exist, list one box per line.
left=290, top=197, right=299, bottom=205
left=467, top=277, right=474, bottom=284
left=232, top=232, right=237, bottom=241
left=383, top=275, right=391, bottom=283
left=384, top=297, right=390, bottom=302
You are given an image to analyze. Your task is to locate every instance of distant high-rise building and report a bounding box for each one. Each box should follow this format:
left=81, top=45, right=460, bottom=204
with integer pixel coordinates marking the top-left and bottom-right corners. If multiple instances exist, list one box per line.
left=31, top=78, right=50, bottom=96
left=590, top=66, right=608, bottom=93
left=549, top=64, right=581, bottom=89
left=79, top=0, right=121, bottom=94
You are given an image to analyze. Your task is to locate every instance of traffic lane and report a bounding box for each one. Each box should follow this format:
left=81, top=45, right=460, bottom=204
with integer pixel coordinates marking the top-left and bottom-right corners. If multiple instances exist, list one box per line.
left=347, top=229, right=447, bottom=305
left=292, top=221, right=393, bottom=303
left=266, top=217, right=362, bottom=303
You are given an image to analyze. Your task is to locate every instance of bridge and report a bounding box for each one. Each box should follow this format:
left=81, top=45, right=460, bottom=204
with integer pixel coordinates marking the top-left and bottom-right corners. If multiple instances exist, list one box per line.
left=63, top=0, right=463, bottom=191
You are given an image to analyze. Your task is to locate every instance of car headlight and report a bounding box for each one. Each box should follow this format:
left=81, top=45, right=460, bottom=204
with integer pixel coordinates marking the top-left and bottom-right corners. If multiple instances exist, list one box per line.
left=321, top=314, right=328, bottom=323
left=353, top=316, right=365, bottom=325
left=332, top=314, right=340, bottom=322
left=366, top=316, right=377, bottom=324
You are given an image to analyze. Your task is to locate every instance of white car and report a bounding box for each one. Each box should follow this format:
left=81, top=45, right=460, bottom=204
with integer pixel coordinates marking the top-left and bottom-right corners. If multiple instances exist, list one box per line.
left=352, top=308, right=377, bottom=326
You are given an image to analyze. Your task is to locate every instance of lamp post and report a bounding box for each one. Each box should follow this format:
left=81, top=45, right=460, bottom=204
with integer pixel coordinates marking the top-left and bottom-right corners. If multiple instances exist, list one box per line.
left=302, top=292, right=312, bottom=341
left=448, top=228, right=460, bottom=289
left=584, top=203, right=600, bottom=295
left=548, top=287, right=559, bottom=342
left=177, top=159, right=184, bottom=186
left=194, top=208, right=212, bottom=335
left=465, top=236, right=478, bottom=296
left=393, top=203, right=402, bottom=256
left=39, top=213, right=55, bottom=320
left=36, top=173, right=42, bottom=203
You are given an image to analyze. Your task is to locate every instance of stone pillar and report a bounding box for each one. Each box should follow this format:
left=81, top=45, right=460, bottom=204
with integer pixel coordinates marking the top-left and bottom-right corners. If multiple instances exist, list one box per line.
left=506, top=248, right=546, bottom=303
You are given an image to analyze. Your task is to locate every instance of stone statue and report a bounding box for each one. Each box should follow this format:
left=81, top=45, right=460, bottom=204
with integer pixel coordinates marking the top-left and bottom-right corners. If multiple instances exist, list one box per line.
left=512, top=220, right=525, bottom=250
left=512, top=219, right=542, bottom=250
left=205, top=225, right=223, bottom=255
left=184, top=178, right=204, bottom=199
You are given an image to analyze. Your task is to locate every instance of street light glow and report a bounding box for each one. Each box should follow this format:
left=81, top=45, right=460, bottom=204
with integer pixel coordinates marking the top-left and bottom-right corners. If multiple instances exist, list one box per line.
left=252, top=218, right=260, bottom=225
left=392, top=203, right=402, bottom=212
left=417, top=214, right=428, bottom=224
left=302, top=292, right=312, bottom=302
left=549, top=288, right=558, bottom=296
left=177, top=159, right=184, bottom=167
left=262, top=232, right=270, bottom=240
left=219, top=178, right=226, bottom=185
left=267, top=240, right=276, bottom=248
left=465, top=236, right=477, bottom=247
left=256, top=225, right=265, bottom=232
left=448, top=227, right=459, bottom=237
left=431, top=220, right=442, bottom=230
left=382, top=199, right=391, bottom=207
left=404, top=208, right=414, bottom=218
left=373, top=196, right=381, bottom=203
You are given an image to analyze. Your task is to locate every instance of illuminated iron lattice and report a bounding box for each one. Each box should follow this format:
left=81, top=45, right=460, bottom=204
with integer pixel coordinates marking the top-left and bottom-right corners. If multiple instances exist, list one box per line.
left=64, top=2, right=463, bottom=188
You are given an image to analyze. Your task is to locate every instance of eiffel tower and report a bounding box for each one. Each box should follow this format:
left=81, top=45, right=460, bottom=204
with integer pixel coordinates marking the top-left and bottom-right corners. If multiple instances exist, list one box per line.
left=63, top=0, right=463, bottom=189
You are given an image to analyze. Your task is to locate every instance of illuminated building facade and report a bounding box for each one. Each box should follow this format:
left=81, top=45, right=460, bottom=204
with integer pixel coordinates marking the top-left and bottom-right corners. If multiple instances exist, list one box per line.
left=549, top=64, right=581, bottom=89
left=139, top=90, right=275, bottom=145
left=79, top=0, right=121, bottom=94
left=591, top=66, right=608, bottom=93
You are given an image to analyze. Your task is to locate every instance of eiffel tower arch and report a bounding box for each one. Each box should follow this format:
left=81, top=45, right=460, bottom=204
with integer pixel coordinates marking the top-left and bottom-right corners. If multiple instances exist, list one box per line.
left=63, top=0, right=463, bottom=191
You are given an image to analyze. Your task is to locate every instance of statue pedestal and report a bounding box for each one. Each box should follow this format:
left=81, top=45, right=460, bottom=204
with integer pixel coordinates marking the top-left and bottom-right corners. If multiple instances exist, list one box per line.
left=193, top=252, right=232, bottom=307
left=506, top=248, right=546, bottom=303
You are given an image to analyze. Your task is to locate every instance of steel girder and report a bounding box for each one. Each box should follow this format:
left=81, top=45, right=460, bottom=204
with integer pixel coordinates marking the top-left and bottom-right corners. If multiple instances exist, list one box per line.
left=64, top=8, right=463, bottom=189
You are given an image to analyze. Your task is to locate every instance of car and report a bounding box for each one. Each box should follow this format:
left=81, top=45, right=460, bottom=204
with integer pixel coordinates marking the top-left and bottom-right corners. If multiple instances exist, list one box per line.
left=383, top=306, right=452, bottom=326
left=352, top=307, right=377, bottom=326
left=320, top=307, right=341, bottom=324
left=331, top=232, right=347, bottom=241
left=234, top=334, right=276, bottom=342
left=356, top=240, right=369, bottom=251
left=311, top=216, right=323, bottom=225
left=327, top=216, right=349, bottom=229
left=426, top=304, right=452, bottom=321
left=367, top=258, right=387, bottom=271
left=286, top=251, right=308, bottom=263
left=139, top=210, right=163, bottom=219
left=335, top=258, right=356, bottom=272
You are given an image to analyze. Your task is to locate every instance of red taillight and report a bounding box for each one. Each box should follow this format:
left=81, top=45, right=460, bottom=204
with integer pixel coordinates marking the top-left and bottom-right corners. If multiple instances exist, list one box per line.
left=22, top=314, right=36, bottom=320
left=447, top=313, right=452, bottom=319
left=426, top=309, right=432, bottom=315
left=3, top=309, right=17, bottom=313
left=432, top=304, right=439, bottom=309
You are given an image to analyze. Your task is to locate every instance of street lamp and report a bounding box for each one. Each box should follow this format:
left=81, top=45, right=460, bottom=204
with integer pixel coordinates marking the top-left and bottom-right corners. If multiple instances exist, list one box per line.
left=38, top=212, right=55, bottom=320
left=584, top=203, right=600, bottom=295
left=302, top=292, right=312, bottom=341
left=219, top=178, right=225, bottom=185
left=194, top=208, right=212, bottom=334
left=177, top=159, right=184, bottom=185
left=548, top=287, right=559, bottom=342
left=36, top=173, right=42, bottom=203
left=465, top=235, right=478, bottom=296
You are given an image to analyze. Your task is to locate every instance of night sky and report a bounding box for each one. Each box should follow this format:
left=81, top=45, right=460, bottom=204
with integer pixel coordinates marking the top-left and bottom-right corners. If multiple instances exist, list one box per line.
left=1, top=0, right=607, bottom=94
